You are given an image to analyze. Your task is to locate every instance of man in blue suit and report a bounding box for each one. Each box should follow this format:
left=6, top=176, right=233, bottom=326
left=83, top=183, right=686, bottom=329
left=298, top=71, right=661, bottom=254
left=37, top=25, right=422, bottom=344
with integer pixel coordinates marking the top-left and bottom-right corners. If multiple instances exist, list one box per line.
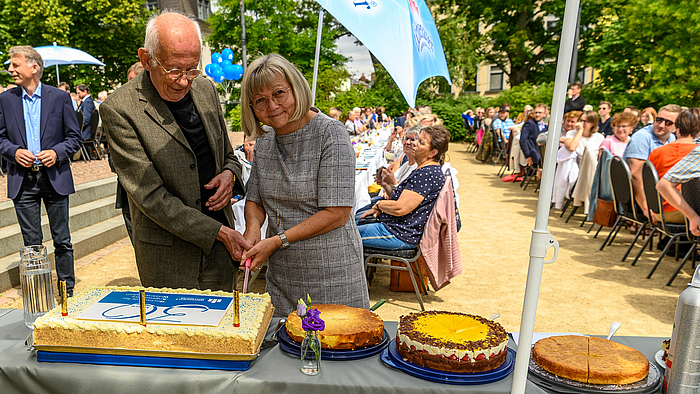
left=0, top=46, right=82, bottom=296
left=76, top=84, right=95, bottom=141
left=520, top=103, right=548, bottom=167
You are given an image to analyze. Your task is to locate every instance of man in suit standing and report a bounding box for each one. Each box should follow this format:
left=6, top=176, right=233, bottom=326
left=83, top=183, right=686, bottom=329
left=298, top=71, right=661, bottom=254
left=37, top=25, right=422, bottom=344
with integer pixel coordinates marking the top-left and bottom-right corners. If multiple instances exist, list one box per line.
left=520, top=103, right=548, bottom=167
left=0, top=46, right=82, bottom=296
left=564, top=81, right=586, bottom=114
left=76, top=84, right=94, bottom=141
left=101, top=11, right=252, bottom=292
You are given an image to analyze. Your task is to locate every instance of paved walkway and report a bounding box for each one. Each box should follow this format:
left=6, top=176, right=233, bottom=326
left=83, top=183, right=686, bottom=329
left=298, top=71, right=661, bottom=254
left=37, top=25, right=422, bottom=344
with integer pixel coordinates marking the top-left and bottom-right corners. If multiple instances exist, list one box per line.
left=0, top=137, right=686, bottom=338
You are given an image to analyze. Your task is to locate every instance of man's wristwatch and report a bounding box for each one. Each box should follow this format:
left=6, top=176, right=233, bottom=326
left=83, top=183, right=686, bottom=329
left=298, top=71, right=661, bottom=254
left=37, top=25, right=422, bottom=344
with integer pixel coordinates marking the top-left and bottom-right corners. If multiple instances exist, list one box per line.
left=278, top=232, right=290, bottom=249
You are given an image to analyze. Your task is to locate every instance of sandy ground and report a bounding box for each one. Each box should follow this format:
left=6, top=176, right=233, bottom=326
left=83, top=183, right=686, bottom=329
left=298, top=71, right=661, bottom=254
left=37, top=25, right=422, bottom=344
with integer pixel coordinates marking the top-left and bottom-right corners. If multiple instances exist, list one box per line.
left=1, top=140, right=687, bottom=338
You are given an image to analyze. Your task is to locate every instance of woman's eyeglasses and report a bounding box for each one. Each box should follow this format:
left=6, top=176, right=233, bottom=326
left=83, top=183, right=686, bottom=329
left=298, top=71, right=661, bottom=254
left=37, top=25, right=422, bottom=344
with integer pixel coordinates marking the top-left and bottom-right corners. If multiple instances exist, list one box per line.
left=655, top=117, right=674, bottom=127
left=250, top=88, right=291, bottom=111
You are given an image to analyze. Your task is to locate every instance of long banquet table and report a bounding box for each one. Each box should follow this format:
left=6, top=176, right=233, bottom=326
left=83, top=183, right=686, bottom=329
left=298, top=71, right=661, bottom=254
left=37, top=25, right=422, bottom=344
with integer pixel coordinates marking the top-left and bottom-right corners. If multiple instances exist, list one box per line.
left=0, top=309, right=664, bottom=394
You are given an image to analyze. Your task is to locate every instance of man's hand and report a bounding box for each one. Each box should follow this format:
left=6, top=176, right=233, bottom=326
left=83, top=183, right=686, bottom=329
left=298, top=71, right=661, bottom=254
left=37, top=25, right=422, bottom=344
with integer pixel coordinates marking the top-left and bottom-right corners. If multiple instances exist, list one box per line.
left=217, top=226, right=254, bottom=261
left=526, top=157, right=534, bottom=167
left=690, top=215, right=700, bottom=237
left=14, top=149, right=35, bottom=168
left=36, top=150, right=58, bottom=167
left=204, top=170, right=234, bottom=211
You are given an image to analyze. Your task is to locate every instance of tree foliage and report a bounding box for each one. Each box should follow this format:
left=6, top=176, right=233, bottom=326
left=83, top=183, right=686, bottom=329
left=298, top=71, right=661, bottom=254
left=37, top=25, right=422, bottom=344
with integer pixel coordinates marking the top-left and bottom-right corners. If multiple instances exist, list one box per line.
left=0, top=0, right=148, bottom=90
left=209, top=0, right=349, bottom=104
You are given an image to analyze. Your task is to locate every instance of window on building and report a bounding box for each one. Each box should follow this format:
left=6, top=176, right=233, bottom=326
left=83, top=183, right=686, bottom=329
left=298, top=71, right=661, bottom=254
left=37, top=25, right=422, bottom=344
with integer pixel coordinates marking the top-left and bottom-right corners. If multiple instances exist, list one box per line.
left=198, top=0, right=211, bottom=20
left=463, top=72, right=477, bottom=92
left=489, top=66, right=504, bottom=91
left=146, top=0, right=158, bottom=11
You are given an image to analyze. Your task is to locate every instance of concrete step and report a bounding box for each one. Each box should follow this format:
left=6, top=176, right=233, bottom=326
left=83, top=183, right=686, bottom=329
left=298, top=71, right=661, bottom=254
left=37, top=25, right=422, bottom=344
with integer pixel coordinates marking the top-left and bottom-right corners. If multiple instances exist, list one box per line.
left=0, top=196, right=121, bottom=260
left=0, top=216, right=128, bottom=293
left=0, top=175, right=117, bottom=228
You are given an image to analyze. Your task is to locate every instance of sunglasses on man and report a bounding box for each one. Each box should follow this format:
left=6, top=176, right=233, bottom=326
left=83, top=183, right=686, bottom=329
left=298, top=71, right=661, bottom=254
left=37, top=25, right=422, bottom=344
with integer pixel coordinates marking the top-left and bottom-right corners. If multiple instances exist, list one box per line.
left=655, top=117, right=674, bottom=127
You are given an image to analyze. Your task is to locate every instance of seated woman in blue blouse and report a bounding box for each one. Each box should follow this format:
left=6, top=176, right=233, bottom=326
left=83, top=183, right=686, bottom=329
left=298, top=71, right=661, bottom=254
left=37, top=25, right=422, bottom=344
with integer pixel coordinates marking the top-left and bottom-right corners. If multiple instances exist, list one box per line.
left=357, top=125, right=449, bottom=249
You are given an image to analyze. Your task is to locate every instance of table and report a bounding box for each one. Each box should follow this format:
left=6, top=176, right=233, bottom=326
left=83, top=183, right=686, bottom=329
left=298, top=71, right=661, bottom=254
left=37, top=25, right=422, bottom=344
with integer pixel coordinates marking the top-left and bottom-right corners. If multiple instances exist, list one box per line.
left=0, top=309, right=664, bottom=394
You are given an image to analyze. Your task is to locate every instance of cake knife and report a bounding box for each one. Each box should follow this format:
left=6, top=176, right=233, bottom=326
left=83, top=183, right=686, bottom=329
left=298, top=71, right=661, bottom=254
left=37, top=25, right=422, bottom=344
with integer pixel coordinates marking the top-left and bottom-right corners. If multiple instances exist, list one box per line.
left=242, top=258, right=252, bottom=293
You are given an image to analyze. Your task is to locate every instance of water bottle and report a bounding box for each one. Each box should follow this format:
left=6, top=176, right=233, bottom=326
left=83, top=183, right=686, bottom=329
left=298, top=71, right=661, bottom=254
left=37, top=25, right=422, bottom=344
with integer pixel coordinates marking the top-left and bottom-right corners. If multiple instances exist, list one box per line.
left=664, top=264, right=700, bottom=393
left=19, top=245, right=55, bottom=329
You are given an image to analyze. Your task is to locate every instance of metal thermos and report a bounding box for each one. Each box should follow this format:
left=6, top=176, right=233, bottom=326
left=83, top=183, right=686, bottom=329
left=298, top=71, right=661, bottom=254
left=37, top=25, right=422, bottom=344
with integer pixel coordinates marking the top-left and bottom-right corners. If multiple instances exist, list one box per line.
left=19, top=245, right=55, bottom=330
left=664, top=264, right=700, bottom=393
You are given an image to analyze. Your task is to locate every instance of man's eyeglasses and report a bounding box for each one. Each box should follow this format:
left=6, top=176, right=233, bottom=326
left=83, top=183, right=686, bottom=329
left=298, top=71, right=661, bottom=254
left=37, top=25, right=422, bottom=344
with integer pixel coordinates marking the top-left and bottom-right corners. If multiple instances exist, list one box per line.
left=154, top=56, right=200, bottom=81
left=655, top=117, right=675, bottom=127
left=250, top=88, right=291, bottom=112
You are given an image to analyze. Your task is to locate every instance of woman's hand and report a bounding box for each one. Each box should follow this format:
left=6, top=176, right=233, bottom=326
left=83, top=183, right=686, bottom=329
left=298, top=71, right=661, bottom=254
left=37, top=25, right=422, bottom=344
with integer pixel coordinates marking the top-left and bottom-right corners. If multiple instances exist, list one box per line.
left=575, top=122, right=584, bottom=133
left=240, top=237, right=281, bottom=271
left=360, top=204, right=381, bottom=218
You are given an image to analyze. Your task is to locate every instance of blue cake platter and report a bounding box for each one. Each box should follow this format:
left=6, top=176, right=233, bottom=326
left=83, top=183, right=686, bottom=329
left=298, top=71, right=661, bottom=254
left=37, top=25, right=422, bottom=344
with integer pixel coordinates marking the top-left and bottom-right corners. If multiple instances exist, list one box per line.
left=380, top=339, right=516, bottom=385
left=278, top=328, right=390, bottom=360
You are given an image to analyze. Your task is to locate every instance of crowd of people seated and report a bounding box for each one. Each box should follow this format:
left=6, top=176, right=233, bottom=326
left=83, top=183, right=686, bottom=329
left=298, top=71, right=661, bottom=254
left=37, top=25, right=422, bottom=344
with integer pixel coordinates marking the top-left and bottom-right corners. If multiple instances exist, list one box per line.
left=463, top=83, right=700, bottom=268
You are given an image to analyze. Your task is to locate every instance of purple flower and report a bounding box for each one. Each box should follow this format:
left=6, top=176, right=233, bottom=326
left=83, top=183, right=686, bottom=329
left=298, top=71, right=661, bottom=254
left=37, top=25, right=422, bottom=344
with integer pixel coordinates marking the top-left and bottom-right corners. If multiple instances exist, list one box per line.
left=297, top=303, right=307, bottom=317
left=301, top=308, right=325, bottom=331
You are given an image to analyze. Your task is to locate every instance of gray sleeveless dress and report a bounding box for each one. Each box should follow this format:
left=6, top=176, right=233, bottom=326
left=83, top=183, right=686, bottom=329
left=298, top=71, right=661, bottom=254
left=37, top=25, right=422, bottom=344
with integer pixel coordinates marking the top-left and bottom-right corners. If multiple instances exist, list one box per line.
left=247, top=110, right=370, bottom=317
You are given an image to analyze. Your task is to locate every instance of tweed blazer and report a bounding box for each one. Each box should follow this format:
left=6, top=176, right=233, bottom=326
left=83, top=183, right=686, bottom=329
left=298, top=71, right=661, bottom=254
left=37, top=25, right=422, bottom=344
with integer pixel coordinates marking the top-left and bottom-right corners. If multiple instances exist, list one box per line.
left=101, top=72, right=244, bottom=286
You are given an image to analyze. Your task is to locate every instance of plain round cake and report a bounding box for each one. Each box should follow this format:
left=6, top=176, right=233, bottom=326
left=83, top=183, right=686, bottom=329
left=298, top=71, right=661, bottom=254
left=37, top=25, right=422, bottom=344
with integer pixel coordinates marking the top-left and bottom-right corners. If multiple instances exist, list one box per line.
left=532, top=335, right=649, bottom=385
left=286, top=304, right=384, bottom=349
left=397, top=311, right=509, bottom=373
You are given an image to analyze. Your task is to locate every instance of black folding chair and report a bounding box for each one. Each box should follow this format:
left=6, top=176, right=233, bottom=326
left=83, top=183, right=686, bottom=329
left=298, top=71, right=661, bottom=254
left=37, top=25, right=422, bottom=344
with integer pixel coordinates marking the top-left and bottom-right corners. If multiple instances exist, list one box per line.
left=667, top=178, right=700, bottom=285
left=462, top=117, right=477, bottom=153
left=600, top=157, right=648, bottom=257
left=633, top=161, right=690, bottom=271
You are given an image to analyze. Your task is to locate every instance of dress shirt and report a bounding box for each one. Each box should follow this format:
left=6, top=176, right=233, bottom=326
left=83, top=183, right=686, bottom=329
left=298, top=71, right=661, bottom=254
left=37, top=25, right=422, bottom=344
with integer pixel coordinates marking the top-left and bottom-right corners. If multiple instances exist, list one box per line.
left=493, top=118, right=515, bottom=140
left=665, top=145, right=700, bottom=184
left=22, top=82, right=42, bottom=163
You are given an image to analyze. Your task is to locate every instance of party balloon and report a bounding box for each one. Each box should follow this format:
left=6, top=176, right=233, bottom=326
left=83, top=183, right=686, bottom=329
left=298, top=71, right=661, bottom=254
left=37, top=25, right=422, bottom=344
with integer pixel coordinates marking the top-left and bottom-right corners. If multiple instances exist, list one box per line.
left=223, top=64, right=237, bottom=80
left=205, top=64, right=214, bottom=77
left=212, top=67, right=224, bottom=83
left=222, top=48, right=234, bottom=62
left=211, top=52, right=223, bottom=64
left=222, top=60, right=232, bottom=68
left=231, top=64, right=244, bottom=80
left=210, top=63, right=222, bottom=75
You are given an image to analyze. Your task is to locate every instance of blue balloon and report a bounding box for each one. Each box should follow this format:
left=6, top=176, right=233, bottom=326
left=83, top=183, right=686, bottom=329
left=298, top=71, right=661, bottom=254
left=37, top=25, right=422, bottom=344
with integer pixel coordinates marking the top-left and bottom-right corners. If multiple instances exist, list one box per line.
left=222, top=60, right=232, bottom=68
left=222, top=48, right=234, bottom=62
left=205, top=64, right=214, bottom=77
left=223, top=64, right=237, bottom=80
left=212, top=68, right=225, bottom=83
left=211, top=52, right=223, bottom=64
left=210, top=63, right=222, bottom=74
left=231, top=64, right=244, bottom=80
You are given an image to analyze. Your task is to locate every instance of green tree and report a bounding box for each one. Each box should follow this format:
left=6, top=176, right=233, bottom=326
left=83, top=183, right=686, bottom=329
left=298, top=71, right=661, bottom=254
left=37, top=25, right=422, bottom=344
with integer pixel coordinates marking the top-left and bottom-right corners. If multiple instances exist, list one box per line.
left=444, top=0, right=606, bottom=87
left=208, top=0, right=349, bottom=105
left=0, top=0, right=148, bottom=90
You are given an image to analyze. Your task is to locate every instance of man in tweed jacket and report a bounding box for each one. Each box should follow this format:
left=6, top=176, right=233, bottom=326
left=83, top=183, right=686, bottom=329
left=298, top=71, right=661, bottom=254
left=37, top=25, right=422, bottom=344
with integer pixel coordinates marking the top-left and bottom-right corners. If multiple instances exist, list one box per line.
left=101, top=11, right=251, bottom=291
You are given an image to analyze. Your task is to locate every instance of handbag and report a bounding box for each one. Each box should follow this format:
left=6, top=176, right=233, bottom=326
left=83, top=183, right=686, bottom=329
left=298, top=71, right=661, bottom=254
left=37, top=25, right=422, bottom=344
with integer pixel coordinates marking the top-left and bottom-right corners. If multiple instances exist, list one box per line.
left=592, top=160, right=617, bottom=227
left=593, top=197, right=617, bottom=227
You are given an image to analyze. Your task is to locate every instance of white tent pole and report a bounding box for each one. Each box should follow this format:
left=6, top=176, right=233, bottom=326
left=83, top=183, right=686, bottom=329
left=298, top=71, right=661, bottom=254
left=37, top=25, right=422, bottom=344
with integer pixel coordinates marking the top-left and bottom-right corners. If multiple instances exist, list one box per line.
left=311, top=8, right=324, bottom=107
left=510, top=0, right=580, bottom=392
left=53, top=42, right=60, bottom=84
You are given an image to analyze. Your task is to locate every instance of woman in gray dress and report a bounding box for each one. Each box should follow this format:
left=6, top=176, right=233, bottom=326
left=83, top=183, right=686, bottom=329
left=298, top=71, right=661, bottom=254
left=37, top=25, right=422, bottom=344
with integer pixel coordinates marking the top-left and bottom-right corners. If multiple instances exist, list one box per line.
left=239, top=54, right=370, bottom=316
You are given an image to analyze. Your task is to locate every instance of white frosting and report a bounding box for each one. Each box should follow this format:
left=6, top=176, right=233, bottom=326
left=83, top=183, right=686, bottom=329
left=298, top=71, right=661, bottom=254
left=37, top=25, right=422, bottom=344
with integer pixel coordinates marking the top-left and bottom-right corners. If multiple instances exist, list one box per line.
left=397, top=332, right=507, bottom=362
left=34, top=286, right=271, bottom=340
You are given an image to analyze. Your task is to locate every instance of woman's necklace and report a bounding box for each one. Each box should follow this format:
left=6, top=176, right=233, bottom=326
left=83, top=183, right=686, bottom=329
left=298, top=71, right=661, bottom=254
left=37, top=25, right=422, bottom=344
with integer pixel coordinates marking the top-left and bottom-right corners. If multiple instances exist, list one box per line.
left=271, top=117, right=304, bottom=228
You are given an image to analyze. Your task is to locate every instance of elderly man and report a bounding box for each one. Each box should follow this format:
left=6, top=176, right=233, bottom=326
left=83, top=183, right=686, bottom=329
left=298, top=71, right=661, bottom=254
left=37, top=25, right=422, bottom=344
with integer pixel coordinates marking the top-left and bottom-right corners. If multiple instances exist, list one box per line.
left=101, top=11, right=251, bottom=291
left=345, top=110, right=364, bottom=136
left=624, top=104, right=680, bottom=222
left=0, top=46, right=82, bottom=296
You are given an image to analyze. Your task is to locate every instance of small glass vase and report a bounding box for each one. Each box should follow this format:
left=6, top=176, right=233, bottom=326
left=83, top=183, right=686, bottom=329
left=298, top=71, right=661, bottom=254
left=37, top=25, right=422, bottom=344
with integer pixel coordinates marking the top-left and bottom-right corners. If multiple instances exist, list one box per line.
left=300, top=330, right=321, bottom=375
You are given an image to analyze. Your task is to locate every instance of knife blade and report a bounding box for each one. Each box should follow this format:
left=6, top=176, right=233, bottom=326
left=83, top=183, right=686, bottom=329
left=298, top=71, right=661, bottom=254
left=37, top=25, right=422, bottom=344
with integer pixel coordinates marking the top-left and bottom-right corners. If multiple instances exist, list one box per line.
left=242, top=258, right=252, bottom=293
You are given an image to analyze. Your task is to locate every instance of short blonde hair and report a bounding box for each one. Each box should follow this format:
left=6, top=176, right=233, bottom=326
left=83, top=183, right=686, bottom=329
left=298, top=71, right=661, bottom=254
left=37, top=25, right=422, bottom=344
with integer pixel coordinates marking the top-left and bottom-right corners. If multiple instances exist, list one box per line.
left=9, top=46, right=44, bottom=79
left=241, top=53, right=313, bottom=139
left=415, top=113, right=443, bottom=126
